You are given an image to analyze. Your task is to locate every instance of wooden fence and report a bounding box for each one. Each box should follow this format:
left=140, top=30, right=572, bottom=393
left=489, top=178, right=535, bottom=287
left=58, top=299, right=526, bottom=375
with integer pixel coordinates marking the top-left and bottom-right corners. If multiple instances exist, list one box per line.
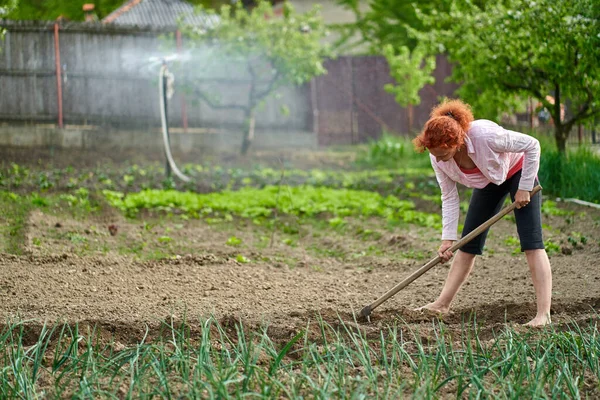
left=0, top=21, right=310, bottom=132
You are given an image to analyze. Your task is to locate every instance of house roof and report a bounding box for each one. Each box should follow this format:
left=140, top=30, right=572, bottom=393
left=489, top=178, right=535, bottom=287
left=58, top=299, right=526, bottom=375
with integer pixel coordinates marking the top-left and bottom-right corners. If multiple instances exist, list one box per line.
left=103, top=0, right=217, bottom=29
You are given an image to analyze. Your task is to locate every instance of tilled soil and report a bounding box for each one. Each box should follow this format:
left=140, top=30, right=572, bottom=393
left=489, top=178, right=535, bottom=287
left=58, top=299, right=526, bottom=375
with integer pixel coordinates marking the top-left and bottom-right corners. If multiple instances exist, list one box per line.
left=1, top=244, right=599, bottom=344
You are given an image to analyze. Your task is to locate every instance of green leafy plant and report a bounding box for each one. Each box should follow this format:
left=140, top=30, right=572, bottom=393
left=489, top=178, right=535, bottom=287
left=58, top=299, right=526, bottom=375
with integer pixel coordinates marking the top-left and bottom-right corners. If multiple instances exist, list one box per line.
left=236, top=254, right=250, bottom=263
left=158, top=236, right=173, bottom=244
left=103, top=186, right=442, bottom=228
left=226, top=236, right=242, bottom=246
left=544, top=239, right=561, bottom=255
left=67, top=232, right=87, bottom=244
left=504, top=235, right=521, bottom=255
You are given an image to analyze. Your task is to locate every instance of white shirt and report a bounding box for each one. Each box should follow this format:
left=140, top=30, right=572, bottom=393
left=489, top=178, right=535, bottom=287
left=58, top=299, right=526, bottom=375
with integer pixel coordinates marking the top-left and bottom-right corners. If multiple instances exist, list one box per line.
left=430, top=120, right=540, bottom=240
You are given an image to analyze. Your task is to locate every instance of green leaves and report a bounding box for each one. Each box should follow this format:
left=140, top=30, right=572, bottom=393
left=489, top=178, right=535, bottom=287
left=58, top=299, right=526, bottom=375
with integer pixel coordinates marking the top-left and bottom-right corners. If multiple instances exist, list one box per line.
left=103, top=185, right=442, bottom=228
left=383, top=44, right=435, bottom=107
left=428, top=0, right=600, bottom=134
left=0, top=0, right=17, bottom=17
left=183, top=1, right=329, bottom=95
left=350, top=0, right=600, bottom=152
left=181, top=0, right=330, bottom=154
left=336, top=0, right=450, bottom=53
left=4, top=0, right=123, bottom=21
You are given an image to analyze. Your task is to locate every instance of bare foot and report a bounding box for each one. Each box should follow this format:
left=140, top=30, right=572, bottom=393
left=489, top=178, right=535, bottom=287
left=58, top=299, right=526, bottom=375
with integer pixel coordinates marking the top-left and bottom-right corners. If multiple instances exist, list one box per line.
left=524, top=313, right=551, bottom=328
left=414, top=302, right=450, bottom=315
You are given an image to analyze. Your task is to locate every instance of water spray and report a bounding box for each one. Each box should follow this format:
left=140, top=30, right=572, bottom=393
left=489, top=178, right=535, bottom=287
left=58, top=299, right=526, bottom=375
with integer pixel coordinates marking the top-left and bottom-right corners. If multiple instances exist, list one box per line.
left=158, top=59, right=191, bottom=183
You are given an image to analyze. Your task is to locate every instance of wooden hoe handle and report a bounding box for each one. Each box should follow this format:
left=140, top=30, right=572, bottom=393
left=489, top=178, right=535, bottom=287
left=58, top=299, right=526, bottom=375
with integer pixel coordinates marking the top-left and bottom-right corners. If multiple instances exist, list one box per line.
left=359, top=184, right=542, bottom=318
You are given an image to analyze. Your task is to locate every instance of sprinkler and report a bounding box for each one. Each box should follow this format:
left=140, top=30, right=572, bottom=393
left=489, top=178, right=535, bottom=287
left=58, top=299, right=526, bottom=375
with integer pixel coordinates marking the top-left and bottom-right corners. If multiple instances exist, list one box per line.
left=158, top=59, right=191, bottom=183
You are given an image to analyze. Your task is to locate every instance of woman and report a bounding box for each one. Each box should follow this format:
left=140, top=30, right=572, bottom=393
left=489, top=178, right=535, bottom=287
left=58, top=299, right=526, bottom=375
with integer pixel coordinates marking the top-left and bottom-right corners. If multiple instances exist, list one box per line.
left=414, top=99, right=552, bottom=327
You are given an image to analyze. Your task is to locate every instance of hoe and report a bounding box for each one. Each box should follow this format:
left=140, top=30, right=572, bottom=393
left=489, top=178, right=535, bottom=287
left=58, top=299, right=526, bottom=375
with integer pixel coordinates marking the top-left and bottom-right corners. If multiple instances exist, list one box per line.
left=359, top=184, right=543, bottom=320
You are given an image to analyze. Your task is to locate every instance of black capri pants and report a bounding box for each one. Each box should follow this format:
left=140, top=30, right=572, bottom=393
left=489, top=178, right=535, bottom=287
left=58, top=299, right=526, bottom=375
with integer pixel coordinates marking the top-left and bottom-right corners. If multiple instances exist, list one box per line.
left=460, top=170, right=545, bottom=255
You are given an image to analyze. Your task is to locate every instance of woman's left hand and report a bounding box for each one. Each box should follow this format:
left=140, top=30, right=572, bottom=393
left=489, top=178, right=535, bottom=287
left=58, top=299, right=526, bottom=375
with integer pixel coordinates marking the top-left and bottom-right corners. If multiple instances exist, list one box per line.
left=515, top=189, right=531, bottom=209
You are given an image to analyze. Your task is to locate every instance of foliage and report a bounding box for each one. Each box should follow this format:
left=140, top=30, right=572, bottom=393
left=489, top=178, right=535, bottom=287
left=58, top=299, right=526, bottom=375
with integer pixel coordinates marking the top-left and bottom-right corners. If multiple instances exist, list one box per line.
left=0, top=162, right=435, bottom=197
left=0, top=0, right=17, bottom=17
left=3, top=0, right=228, bottom=21
left=416, top=0, right=600, bottom=153
left=0, top=317, right=599, bottom=397
left=180, top=0, right=330, bottom=155
left=0, top=0, right=17, bottom=40
left=103, top=185, right=442, bottom=228
left=342, top=0, right=600, bottom=153
left=0, top=191, right=30, bottom=254
left=4, top=0, right=121, bottom=21
left=355, top=133, right=431, bottom=169
left=335, top=0, right=450, bottom=53
left=383, top=43, right=435, bottom=107
left=538, top=146, right=600, bottom=203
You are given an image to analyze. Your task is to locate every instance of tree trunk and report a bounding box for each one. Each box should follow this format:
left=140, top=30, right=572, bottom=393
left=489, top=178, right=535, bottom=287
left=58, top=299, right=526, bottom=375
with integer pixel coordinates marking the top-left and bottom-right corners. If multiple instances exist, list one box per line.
left=241, top=110, right=255, bottom=155
left=555, top=124, right=568, bottom=155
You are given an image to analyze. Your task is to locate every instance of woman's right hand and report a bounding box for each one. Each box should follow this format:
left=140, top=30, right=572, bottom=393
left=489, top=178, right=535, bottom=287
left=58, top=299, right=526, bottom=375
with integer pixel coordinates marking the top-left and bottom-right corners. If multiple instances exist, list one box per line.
left=438, top=240, right=455, bottom=262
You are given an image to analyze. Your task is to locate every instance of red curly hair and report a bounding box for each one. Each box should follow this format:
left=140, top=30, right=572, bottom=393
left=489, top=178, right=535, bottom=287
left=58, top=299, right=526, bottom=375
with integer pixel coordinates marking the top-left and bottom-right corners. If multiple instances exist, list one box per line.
left=413, top=99, right=474, bottom=152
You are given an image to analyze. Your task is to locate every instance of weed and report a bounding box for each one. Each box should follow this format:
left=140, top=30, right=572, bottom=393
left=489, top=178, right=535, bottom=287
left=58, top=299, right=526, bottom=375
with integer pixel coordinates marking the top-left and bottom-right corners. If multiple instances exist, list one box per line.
left=226, top=236, right=243, bottom=246
left=544, top=239, right=561, bottom=255
left=236, top=254, right=250, bottom=263
left=0, top=192, right=31, bottom=254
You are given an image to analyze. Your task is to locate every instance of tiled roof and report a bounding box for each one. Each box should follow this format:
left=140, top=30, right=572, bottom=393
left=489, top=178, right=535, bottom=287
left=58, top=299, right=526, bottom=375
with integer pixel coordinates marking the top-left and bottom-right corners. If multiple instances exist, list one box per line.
left=103, top=0, right=217, bottom=29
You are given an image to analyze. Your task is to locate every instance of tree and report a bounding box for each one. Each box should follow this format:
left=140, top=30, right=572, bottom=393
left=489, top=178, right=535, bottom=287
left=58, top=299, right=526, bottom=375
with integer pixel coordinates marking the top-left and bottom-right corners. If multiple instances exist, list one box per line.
left=0, top=0, right=17, bottom=39
left=342, top=0, right=600, bottom=153
left=0, top=0, right=17, bottom=19
left=419, top=0, right=600, bottom=153
left=4, top=0, right=121, bottom=21
left=4, top=0, right=229, bottom=22
left=382, top=43, right=435, bottom=131
left=335, top=0, right=451, bottom=54
left=180, top=0, right=329, bottom=155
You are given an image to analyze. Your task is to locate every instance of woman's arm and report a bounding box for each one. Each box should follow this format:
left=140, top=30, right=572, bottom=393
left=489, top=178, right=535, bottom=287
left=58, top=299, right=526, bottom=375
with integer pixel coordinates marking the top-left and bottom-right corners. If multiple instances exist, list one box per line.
left=490, top=128, right=541, bottom=191
left=431, top=156, right=460, bottom=241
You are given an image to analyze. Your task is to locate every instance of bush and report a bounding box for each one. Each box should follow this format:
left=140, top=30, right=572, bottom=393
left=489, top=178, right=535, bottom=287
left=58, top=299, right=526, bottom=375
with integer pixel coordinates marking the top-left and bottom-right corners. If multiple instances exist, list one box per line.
left=355, top=133, right=431, bottom=169
left=538, top=146, right=600, bottom=203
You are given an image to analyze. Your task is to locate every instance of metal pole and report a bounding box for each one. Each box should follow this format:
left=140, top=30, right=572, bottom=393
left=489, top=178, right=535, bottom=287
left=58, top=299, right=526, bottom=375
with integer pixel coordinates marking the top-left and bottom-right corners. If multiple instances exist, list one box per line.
left=53, top=23, right=64, bottom=128
left=162, top=65, right=172, bottom=178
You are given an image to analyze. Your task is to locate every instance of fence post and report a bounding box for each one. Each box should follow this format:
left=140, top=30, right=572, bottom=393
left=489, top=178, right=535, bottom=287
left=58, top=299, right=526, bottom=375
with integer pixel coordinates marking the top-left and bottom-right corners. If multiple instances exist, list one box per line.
left=53, top=23, right=64, bottom=128
left=176, top=29, right=188, bottom=133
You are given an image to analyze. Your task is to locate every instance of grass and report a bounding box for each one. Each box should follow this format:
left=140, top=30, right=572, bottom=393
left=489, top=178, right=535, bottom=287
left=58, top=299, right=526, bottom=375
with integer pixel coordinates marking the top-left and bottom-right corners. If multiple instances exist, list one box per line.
left=0, top=192, right=32, bottom=254
left=529, top=132, right=600, bottom=203
left=538, top=146, right=600, bottom=203
left=0, top=316, right=598, bottom=398
left=355, top=132, right=432, bottom=170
